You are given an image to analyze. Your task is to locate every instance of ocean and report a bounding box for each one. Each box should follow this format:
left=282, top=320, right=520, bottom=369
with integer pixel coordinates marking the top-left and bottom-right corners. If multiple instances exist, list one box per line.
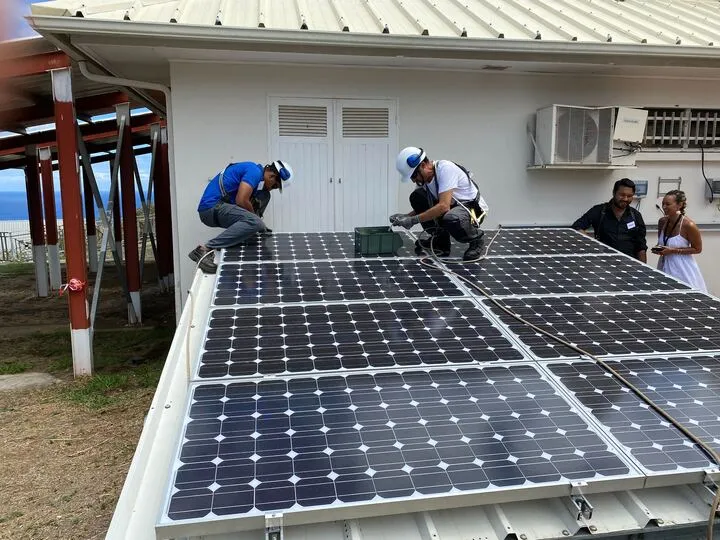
left=0, top=191, right=144, bottom=220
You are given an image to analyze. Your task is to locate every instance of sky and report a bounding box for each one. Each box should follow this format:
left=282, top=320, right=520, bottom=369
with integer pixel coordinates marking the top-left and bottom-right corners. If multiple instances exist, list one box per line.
left=1, top=0, right=152, bottom=194
left=8, top=0, right=39, bottom=39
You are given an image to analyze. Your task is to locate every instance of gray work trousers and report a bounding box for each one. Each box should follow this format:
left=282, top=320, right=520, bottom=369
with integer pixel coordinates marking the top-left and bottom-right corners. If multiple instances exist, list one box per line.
left=409, top=188, right=482, bottom=243
left=199, top=201, right=266, bottom=249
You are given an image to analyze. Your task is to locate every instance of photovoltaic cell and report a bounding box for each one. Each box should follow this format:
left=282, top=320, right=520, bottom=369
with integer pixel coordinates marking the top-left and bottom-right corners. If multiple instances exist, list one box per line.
left=165, top=365, right=632, bottom=522
left=546, top=361, right=713, bottom=472
left=483, top=228, right=614, bottom=257
left=199, top=300, right=525, bottom=378
left=222, top=232, right=416, bottom=263
left=448, top=255, right=690, bottom=297
left=484, top=293, right=720, bottom=359
left=213, top=259, right=465, bottom=306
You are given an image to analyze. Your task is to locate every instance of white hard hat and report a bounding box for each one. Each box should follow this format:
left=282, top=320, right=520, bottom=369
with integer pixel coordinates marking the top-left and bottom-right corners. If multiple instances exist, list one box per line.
left=396, top=146, right=426, bottom=183
left=272, top=160, right=294, bottom=191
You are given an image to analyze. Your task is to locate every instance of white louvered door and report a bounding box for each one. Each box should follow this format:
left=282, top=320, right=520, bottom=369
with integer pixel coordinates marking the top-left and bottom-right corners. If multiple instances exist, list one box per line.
left=333, top=100, right=396, bottom=231
left=268, top=98, right=396, bottom=232
left=268, top=98, right=334, bottom=232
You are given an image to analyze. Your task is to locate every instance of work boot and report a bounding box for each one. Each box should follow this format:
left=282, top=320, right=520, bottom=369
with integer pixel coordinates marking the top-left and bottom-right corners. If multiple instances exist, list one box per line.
left=188, top=245, right=217, bottom=274
left=415, top=233, right=451, bottom=257
left=463, top=237, right=485, bottom=261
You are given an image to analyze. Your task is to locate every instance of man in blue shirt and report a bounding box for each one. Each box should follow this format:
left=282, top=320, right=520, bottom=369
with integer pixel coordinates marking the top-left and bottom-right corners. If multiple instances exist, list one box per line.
left=189, top=160, right=294, bottom=273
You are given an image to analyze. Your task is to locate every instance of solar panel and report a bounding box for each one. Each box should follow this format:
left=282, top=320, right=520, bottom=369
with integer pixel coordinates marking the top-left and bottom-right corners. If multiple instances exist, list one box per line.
left=483, top=293, right=720, bottom=359
left=483, top=228, right=614, bottom=257
left=222, top=232, right=416, bottom=263
left=162, top=226, right=720, bottom=536
left=545, top=361, right=713, bottom=473
left=598, top=356, right=720, bottom=449
left=199, top=300, right=525, bottom=379
left=448, top=255, right=691, bottom=297
left=163, top=365, right=635, bottom=523
left=213, top=259, right=466, bottom=306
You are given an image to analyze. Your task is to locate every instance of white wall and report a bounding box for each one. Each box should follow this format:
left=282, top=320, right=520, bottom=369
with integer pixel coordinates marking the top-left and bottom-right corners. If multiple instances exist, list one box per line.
left=169, top=62, right=720, bottom=302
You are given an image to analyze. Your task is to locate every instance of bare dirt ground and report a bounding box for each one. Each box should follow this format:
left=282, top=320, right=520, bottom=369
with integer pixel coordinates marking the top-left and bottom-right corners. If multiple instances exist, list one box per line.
left=0, top=262, right=175, bottom=540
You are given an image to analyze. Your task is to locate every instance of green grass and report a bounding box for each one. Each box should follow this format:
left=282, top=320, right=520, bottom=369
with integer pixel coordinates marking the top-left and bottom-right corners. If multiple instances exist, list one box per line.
left=0, top=262, right=34, bottom=277
left=2, top=326, right=173, bottom=410
left=1, top=326, right=174, bottom=374
left=0, top=361, right=30, bottom=375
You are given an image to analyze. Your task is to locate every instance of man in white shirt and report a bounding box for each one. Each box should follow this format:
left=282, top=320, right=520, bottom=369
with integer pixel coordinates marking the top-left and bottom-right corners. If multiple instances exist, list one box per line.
left=390, top=146, right=487, bottom=261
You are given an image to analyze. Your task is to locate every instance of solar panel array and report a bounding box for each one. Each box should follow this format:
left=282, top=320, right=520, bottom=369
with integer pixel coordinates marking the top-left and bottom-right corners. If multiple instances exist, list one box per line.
left=160, top=228, right=720, bottom=534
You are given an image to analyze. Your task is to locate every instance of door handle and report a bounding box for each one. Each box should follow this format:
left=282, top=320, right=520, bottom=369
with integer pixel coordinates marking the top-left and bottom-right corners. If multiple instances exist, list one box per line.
left=338, top=178, right=342, bottom=184
left=329, top=177, right=333, bottom=183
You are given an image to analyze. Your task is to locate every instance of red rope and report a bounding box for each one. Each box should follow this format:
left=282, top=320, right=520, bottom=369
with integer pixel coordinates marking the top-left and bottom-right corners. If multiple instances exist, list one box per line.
left=59, top=278, right=86, bottom=296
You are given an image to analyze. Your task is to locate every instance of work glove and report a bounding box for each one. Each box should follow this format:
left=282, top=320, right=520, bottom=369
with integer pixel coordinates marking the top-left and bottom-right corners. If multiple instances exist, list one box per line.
left=393, top=214, right=420, bottom=230
left=389, top=213, right=405, bottom=224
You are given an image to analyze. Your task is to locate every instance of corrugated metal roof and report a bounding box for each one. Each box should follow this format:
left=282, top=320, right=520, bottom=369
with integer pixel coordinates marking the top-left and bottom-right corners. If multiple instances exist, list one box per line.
left=31, top=0, right=720, bottom=47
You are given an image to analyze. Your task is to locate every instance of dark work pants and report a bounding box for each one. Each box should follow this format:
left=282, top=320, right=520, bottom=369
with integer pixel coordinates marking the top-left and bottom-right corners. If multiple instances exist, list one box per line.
left=198, top=192, right=271, bottom=249
left=409, top=188, right=481, bottom=244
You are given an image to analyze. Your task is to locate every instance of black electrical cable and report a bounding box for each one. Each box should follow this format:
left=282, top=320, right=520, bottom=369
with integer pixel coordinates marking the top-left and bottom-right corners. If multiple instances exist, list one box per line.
left=418, top=229, right=720, bottom=538
left=700, top=142, right=716, bottom=202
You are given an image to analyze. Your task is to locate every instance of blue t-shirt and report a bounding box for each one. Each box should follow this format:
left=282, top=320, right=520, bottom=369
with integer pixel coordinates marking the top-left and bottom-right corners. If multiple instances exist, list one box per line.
left=198, top=162, right=264, bottom=211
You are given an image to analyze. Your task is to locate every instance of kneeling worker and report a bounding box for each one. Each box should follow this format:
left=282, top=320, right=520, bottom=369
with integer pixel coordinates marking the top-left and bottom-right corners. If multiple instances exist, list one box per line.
left=390, top=146, right=488, bottom=261
left=189, top=160, right=294, bottom=273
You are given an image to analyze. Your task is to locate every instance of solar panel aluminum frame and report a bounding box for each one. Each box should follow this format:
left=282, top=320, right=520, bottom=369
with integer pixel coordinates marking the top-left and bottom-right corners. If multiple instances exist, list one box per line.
left=538, top=359, right=719, bottom=488
left=193, top=297, right=527, bottom=381
left=156, top=362, right=647, bottom=540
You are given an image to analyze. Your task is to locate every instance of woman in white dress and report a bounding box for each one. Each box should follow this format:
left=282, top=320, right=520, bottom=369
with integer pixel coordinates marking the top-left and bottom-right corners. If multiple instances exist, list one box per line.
left=652, top=190, right=707, bottom=291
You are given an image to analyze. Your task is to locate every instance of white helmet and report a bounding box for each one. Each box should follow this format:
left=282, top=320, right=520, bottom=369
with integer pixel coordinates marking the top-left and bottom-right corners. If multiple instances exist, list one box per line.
left=396, top=146, right=426, bottom=183
left=272, top=160, right=294, bottom=191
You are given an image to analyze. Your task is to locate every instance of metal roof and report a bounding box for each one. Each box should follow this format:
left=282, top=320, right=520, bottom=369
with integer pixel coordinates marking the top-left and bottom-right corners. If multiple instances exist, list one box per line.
left=31, top=0, right=720, bottom=47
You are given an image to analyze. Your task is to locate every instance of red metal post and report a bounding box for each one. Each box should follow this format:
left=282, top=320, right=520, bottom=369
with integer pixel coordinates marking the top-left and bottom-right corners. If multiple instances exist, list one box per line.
left=152, top=124, right=168, bottom=288
left=52, top=67, right=92, bottom=376
left=82, top=166, right=98, bottom=273
left=159, top=126, right=174, bottom=288
left=117, top=103, right=142, bottom=323
left=24, top=145, right=49, bottom=297
left=39, top=146, right=61, bottom=290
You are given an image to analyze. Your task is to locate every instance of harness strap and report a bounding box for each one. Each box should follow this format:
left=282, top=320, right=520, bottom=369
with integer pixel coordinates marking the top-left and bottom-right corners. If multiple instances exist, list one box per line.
left=218, top=165, right=231, bottom=203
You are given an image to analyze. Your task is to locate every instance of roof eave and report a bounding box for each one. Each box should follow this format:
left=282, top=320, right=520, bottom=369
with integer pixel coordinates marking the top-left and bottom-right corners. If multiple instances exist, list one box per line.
left=27, top=15, right=720, bottom=66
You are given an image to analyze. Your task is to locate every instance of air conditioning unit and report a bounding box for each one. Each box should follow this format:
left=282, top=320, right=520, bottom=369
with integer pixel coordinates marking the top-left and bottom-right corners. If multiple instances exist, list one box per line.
left=534, top=105, right=614, bottom=166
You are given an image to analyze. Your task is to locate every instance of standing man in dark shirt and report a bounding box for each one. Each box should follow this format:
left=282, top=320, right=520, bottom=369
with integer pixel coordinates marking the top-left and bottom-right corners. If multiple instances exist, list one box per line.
left=572, top=178, right=647, bottom=262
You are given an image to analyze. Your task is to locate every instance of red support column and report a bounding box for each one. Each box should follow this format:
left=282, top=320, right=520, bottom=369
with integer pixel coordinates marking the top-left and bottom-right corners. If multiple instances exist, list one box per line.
left=52, top=67, right=92, bottom=375
left=117, top=103, right=141, bottom=323
left=24, top=145, right=49, bottom=297
left=152, top=124, right=170, bottom=289
left=159, top=126, right=174, bottom=288
left=39, top=146, right=61, bottom=290
left=111, top=162, right=123, bottom=262
left=83, top=166, right=98, bottom=273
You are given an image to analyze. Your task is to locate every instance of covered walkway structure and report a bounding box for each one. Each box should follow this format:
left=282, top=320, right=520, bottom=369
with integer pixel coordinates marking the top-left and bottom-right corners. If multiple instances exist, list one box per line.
left=0, top=37, right=173, bottom=375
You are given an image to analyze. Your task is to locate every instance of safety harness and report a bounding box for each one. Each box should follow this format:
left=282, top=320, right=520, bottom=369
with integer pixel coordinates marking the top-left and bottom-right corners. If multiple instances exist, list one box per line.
left=425, top=161, right=489, bottom=227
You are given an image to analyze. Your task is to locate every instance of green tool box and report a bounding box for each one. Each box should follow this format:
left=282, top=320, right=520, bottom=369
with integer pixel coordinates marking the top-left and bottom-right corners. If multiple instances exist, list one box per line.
left=354, top=226, right=404, bottom=256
